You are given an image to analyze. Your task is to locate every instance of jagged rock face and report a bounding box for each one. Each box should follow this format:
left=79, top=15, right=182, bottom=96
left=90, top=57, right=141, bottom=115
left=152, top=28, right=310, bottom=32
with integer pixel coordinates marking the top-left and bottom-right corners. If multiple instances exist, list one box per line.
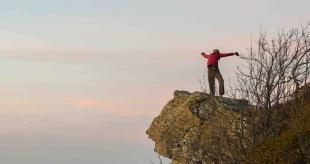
left=146, top=91, right=250, bottom=164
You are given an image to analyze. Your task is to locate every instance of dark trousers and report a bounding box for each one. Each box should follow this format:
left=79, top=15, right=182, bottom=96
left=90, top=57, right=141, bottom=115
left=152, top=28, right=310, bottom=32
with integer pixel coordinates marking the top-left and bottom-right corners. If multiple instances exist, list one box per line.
left=208, top=66, right=224, bottom=96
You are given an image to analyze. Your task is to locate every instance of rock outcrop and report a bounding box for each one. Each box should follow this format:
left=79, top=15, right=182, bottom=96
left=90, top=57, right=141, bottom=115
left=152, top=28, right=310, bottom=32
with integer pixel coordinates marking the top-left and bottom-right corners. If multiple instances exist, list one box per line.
left=146, top=91, right=250, bottom=164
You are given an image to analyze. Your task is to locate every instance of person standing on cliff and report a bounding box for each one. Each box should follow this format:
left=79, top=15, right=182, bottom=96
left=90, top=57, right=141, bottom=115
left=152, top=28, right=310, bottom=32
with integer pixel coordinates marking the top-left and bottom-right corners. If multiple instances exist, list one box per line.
left=201, top=49, right=239, bottom=96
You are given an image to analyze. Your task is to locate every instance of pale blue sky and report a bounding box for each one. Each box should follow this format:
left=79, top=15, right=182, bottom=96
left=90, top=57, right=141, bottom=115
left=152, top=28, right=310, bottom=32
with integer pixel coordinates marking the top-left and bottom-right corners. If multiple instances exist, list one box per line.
left=0, top=0, right=309, bottom=163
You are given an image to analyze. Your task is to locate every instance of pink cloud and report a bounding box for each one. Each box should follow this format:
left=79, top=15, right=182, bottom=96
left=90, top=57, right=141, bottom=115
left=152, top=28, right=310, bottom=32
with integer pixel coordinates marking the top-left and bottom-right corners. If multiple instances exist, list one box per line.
left=63, top=96, right=163, bottom=118
left=74, top=99, right=104, bottom=109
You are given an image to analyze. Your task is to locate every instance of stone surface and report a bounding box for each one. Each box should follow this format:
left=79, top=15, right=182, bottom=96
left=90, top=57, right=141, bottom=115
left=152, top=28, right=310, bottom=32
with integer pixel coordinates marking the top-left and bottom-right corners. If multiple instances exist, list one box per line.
left=146, top=91, right=250, bottom=164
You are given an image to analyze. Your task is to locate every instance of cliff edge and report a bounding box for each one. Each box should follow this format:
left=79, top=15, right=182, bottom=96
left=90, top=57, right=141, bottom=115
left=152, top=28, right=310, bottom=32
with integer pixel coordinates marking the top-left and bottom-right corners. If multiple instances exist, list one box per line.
left=146, top=91, right=250, bottom=164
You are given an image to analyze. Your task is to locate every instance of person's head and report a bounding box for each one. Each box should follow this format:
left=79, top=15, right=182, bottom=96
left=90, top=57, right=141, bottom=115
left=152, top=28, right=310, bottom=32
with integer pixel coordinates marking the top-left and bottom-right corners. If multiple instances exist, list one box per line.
left=213, top=49, right=220, bottom=53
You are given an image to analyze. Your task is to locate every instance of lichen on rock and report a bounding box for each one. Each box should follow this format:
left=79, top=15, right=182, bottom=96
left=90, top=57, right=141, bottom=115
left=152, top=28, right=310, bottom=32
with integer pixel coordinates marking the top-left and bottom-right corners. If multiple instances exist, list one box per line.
left=146, top=90, right=251, bottom=164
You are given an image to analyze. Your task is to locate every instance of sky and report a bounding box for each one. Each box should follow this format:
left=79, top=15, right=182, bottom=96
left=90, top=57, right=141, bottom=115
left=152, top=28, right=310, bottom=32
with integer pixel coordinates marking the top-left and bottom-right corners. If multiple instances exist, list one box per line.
left=0, top=0, right=309, bottom=163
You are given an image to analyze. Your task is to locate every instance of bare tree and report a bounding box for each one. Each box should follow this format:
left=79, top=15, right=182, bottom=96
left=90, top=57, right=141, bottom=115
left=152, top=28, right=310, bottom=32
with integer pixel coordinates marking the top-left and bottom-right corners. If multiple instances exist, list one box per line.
left=199, top=68, right=209, bottom=93
left=211, top=23, right=310, bottom=163
left=148, top=154, right=163, bottom=164
left=195, top=23, right=310, bottom=164
left=236, top=23, right=310, bottom=144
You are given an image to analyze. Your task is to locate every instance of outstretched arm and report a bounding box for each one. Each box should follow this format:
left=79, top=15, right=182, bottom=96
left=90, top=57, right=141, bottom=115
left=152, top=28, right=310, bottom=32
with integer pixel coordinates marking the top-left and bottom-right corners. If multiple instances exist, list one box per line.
left=219, top=52, right=238, bottom=57
left=201, top=52, right=209, bottom=58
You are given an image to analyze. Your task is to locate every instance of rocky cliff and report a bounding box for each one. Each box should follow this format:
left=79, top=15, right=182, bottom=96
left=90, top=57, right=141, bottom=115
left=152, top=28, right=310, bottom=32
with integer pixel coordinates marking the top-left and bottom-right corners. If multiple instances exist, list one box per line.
left=146, top=91, right=251, bottom=164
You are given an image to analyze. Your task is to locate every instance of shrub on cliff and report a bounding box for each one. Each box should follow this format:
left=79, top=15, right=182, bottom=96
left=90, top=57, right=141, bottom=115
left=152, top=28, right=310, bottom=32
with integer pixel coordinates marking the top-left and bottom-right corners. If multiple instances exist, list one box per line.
left=247, top=100, right=310, bottom=163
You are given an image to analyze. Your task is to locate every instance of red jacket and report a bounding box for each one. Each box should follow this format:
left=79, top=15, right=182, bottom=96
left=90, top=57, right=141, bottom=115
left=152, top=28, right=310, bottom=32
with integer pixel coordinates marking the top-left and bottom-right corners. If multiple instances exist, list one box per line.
left=201, top=52, right=235, bottom=66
